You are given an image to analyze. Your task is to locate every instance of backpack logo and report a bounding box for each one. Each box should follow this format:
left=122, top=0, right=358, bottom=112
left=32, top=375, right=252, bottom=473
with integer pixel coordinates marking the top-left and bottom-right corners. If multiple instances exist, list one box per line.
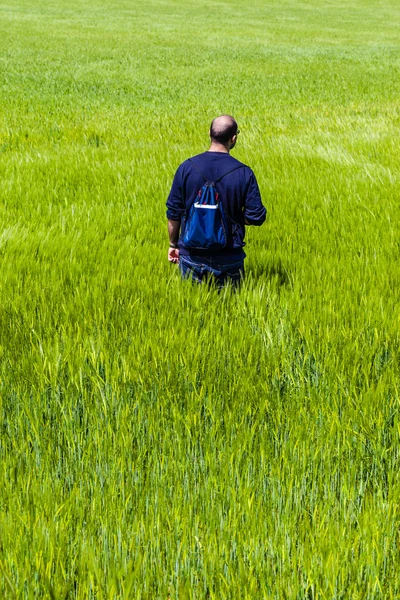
left=182, top=161, right=242, bottom=250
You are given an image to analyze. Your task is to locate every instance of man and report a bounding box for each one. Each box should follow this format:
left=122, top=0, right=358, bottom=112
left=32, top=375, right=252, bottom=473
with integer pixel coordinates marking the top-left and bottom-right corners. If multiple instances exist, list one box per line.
left=166, top=115, right=266, bottom=288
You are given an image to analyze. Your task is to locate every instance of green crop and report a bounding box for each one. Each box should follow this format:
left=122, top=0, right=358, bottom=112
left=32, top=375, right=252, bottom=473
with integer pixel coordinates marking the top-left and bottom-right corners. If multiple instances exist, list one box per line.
left=0, top=0, right=400, bottom=597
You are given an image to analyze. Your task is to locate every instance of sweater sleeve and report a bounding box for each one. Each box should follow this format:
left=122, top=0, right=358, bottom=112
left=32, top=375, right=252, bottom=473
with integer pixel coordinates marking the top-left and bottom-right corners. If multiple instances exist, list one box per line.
left=166, top=165, right=185, bottom=221
left=243, top=171, right=266, bottom=226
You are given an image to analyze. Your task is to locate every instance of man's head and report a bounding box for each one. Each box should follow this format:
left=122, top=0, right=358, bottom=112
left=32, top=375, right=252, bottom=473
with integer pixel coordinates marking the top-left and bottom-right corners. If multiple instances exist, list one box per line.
left=209, top=115, right=239, bottom=150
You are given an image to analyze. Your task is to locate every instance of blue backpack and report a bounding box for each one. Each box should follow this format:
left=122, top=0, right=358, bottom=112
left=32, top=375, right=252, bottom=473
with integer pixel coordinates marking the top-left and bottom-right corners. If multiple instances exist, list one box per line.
left=182, top=160, right=243, bottom=250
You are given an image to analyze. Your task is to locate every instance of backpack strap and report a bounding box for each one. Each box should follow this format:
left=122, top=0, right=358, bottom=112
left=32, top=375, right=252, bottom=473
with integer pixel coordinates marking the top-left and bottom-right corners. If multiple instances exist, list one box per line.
left=188, top=158, right=244, bottom=184
left=188, top=158, right=208, bottom=183
left=215, top=165, right=244, bottom=183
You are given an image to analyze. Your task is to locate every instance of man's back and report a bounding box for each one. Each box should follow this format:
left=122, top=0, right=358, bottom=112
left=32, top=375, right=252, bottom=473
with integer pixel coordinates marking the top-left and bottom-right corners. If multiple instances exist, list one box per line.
left=167, top=151, right=266, bottom=258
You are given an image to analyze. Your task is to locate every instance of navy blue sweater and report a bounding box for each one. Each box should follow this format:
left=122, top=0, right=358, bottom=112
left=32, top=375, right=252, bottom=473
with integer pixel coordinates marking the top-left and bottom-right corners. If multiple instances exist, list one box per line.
left=166, top=152, right=266, bottom=257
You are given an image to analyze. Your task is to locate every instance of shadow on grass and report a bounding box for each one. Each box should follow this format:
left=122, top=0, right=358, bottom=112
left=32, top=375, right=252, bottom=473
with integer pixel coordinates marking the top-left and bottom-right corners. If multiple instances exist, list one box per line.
left=248, top=258, right=292, bottom=288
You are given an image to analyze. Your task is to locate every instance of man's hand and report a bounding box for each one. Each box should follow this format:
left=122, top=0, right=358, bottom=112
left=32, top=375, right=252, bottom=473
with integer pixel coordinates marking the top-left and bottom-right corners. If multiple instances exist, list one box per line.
left=168, top=220, right=181, bottom=263
left=168, top=247, right=180, bottom=264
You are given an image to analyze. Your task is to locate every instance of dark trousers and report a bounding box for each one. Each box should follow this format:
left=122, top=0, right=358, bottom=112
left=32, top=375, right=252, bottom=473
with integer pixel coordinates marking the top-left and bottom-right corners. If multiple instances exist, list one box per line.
left=179, top=254, right=245, bottom=289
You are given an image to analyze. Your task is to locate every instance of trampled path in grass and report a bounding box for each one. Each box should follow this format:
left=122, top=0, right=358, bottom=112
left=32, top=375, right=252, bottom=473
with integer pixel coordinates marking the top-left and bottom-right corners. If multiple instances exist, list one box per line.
left=0, top=0, right=400, bottom=597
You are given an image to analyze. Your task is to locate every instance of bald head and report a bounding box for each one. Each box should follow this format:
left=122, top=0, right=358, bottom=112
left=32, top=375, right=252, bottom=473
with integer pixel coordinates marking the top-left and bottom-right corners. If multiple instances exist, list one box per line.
left=210, top=115, right=238, bottom=144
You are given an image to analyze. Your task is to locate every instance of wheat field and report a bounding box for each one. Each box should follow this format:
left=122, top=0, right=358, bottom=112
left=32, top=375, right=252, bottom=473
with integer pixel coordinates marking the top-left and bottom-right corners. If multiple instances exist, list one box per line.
left=0, top=0, right=400, bottom=597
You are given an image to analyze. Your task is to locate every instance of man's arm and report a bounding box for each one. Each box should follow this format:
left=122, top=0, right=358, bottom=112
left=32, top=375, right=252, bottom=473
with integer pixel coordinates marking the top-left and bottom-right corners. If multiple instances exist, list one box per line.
left=168, top=219, right=180, bottom=264
left=243, top=171, right=266, bottom=226
left=166, top=165, right=185, bottom=264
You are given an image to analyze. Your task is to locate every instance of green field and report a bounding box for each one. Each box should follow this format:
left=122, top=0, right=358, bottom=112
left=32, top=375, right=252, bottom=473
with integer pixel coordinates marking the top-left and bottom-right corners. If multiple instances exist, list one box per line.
left=1, top=0, right=400, bottom=597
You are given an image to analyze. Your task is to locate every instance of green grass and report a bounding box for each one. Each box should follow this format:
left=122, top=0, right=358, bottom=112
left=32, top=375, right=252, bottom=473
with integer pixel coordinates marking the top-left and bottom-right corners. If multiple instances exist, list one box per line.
left=1, top=0, right=400, bottom=597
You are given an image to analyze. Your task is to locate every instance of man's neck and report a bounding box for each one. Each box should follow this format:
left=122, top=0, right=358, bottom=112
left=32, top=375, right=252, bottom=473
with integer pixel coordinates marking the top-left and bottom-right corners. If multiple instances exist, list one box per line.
left=208, top=142, right=230, bottom=154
